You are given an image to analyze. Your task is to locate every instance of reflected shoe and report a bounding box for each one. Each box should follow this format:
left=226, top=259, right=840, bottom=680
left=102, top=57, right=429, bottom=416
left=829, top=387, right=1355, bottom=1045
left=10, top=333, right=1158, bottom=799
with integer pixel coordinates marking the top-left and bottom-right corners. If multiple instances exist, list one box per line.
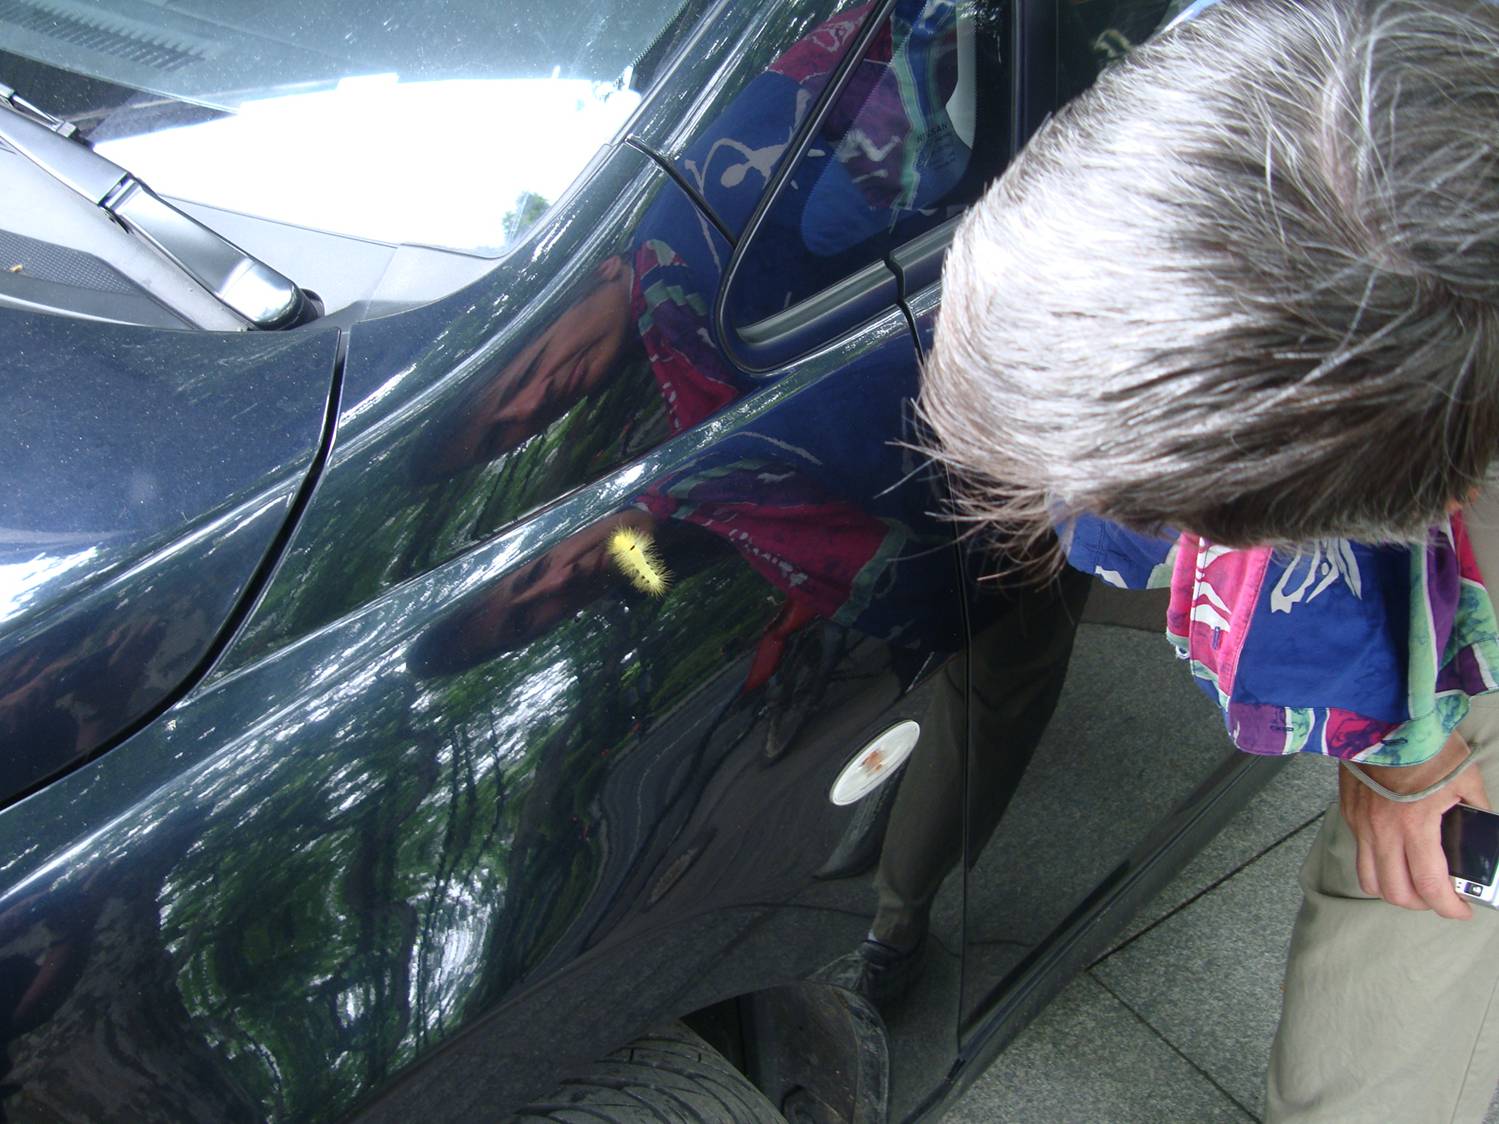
left=857, top=933, right=925, bottom=1007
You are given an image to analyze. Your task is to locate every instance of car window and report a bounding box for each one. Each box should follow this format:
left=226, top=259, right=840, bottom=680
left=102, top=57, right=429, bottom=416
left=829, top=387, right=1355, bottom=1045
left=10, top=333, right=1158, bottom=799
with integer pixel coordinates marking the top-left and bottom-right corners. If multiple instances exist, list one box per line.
left=725, top=0, right=1011, bottom=333
left=0, top=0, right=703, bottom=251
left=664, top=2, right=878, bottom=242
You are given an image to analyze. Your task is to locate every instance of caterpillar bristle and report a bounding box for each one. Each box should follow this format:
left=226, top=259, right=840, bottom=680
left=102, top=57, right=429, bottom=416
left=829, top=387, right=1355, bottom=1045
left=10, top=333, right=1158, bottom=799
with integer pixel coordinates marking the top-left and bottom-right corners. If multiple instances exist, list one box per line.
left=607, top=526, right=671, bottom=596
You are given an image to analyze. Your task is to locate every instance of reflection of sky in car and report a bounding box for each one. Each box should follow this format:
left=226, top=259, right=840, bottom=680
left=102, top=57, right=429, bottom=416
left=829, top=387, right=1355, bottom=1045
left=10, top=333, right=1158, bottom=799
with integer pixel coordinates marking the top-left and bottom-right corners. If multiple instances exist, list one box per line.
left=96, top=75, right=640, bottom=251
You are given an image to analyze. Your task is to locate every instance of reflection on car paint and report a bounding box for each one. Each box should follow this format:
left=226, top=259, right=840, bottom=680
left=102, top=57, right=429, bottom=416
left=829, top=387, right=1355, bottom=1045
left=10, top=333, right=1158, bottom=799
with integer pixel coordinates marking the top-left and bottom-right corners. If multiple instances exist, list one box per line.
left=0, top=9, right=980, bottom=1098
left=668, top=3, right=874, bottom=240
left=0, top=311, right=337, bottom=803
left=223, top=3, right=969, bottom=674
left=0, top=7, right=985, bottom=1118
left=0, top=318, right=964, bottom=1120
left=728, top=0, right=980, bottom=325
left=217, top=148, right=684, bottom=672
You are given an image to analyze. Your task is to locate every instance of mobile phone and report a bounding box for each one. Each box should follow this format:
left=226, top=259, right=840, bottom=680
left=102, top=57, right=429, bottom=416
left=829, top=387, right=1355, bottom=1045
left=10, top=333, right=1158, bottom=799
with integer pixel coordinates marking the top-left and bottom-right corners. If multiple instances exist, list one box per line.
left=1442, top=803, right=1499, bottom=908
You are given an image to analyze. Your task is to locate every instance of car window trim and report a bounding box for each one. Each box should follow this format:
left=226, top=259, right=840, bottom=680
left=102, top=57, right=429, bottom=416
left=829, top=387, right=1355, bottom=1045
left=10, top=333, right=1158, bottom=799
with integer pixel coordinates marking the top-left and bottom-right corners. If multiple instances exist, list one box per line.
left=887, top=213, right=961, bottom=300
left=713, top=0, right=901, bottom=374
left=734, top=257, right=900, bottom=357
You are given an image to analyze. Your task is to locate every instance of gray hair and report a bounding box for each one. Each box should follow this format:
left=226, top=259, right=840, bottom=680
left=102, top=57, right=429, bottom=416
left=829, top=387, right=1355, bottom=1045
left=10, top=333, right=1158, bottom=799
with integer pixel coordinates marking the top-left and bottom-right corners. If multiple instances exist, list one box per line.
left=921, top=0, right=1499, bottom=561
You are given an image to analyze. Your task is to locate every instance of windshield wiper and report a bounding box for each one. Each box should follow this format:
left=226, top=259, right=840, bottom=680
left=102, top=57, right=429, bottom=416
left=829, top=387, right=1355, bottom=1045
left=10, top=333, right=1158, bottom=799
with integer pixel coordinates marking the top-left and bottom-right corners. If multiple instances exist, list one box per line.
left=0, top=84, right=319, bottom=330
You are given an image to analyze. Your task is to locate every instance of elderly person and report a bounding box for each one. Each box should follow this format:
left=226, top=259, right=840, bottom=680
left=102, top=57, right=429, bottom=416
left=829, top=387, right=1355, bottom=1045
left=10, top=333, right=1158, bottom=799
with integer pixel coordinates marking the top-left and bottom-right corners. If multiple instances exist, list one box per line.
left=921, top=1, right=1499, bottom=1119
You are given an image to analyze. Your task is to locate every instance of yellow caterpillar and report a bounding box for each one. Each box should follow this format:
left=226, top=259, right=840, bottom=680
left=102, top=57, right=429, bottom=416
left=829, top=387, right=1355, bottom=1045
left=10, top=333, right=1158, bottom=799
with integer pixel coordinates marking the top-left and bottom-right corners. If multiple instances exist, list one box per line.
left=608, top=525, right=671, bottom=596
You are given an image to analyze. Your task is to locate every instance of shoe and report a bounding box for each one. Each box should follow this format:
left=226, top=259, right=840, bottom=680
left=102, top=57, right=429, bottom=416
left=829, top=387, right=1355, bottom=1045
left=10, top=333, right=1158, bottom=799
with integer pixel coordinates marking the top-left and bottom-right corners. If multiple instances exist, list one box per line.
left=857, top=932, right=926, bottom=1006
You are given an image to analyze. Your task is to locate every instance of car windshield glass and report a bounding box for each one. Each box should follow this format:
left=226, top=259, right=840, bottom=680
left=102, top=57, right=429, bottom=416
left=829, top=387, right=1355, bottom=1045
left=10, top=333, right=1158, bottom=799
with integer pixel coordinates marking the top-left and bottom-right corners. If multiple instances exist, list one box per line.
left=0, top=0, right=695, bottom=251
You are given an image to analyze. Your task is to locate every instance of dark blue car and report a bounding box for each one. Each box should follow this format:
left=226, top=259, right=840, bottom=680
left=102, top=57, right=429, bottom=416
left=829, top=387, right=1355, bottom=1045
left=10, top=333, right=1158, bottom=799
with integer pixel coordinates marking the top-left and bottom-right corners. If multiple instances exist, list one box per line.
left=0, top=0, right=1275, bottom=1119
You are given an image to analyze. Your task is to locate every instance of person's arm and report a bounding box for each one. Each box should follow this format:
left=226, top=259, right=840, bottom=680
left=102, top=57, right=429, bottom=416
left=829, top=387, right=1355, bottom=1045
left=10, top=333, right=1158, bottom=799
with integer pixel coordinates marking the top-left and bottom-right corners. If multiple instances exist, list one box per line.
left=1325, top=511, right=1499, bottom=917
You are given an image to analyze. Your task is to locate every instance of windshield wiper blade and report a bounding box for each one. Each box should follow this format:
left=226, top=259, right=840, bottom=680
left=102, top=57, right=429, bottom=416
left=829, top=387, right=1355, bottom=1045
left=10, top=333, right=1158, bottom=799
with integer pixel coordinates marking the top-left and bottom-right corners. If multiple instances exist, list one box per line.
left=0, top=84, right=319, bottom=330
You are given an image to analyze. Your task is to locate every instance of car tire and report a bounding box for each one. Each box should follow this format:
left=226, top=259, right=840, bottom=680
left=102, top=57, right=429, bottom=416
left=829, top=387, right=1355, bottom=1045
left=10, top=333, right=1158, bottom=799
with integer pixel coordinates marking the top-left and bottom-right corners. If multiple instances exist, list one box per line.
left=511, top=1021, right=787, bottom=1123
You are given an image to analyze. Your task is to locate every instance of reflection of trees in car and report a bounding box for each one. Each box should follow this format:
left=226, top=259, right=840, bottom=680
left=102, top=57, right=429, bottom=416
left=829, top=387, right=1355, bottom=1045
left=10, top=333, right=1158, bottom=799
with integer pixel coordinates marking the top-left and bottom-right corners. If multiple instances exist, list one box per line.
left=34, top=9, right=970, bottom=1113
left=62, top=487, right=800, bottom=1117
left=501, top=191, right=550, bottom=244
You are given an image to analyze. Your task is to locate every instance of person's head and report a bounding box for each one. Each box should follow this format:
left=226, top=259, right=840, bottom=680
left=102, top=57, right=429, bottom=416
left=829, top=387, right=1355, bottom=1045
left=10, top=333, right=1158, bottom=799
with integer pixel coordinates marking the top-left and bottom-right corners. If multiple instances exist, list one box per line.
left=922, top=0, right=1499, bottom=558
left=407, top=511, right=652, bottom=677
left=420, top=254, right=638, bottom=480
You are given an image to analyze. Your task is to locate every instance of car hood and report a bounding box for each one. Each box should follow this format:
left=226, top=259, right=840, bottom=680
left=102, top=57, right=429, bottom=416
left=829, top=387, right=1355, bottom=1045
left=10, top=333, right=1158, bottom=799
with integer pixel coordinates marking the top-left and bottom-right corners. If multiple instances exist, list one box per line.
left=0, top=307, right=338, bottom=805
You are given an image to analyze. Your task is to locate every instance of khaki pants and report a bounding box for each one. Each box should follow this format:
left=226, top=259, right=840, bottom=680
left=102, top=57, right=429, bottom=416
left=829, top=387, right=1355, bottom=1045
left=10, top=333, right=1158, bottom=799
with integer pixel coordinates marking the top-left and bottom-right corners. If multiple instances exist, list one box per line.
left=1268, top=498, right=1499, bottom=1122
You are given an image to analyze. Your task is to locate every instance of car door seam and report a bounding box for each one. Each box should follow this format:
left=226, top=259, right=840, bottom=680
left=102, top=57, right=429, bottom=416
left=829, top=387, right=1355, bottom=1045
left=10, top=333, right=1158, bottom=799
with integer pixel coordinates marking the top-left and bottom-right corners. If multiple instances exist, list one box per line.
left=0, top=327, right=347, bottom=815
left=624, top=136, right=737, bottom=248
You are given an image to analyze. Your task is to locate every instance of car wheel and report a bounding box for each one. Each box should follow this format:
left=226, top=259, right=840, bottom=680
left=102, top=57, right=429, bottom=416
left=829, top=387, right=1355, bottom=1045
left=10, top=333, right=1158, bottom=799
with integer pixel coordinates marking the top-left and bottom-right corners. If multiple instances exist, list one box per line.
left=512, top=1022, right=787, bottom=1123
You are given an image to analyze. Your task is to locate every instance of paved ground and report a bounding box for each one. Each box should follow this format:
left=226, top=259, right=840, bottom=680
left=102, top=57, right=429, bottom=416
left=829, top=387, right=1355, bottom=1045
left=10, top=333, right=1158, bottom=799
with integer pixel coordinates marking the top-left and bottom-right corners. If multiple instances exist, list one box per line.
left=946, top=753, right=1499, bottom=1123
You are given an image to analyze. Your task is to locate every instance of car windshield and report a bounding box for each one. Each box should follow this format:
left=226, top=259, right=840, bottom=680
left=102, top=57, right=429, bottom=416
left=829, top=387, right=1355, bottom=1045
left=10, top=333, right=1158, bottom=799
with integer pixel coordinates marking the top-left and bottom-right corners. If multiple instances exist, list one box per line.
left=0, top=0, right=694, bottom=251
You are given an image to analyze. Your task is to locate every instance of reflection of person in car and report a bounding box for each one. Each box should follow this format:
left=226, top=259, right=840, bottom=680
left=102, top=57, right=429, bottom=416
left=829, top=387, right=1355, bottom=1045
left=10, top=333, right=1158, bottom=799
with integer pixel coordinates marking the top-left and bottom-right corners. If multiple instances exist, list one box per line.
left=438, top=257, right=638, bottom=470
left=425, top=230, right=741, bottom=476
left=412, top=511, right=659, bottom=669
left=427, top=0, right=969, bottom=475
left=411, top=402, right=948, bottom=682
left=413, top=1, right=971, bottom=684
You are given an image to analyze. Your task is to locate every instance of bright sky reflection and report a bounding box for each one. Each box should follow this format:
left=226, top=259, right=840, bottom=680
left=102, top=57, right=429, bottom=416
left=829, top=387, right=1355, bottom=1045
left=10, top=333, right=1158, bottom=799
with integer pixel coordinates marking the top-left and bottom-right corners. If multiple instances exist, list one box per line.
left=0, top=545, right=99, bottom=621
left=96, top=74, right=641, bottom=252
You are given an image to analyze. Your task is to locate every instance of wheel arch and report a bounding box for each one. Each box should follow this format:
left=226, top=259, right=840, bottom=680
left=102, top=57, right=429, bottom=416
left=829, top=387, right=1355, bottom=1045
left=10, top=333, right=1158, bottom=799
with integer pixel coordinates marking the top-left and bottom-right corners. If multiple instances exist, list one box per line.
left=685, top=981, right=890, bottom=1124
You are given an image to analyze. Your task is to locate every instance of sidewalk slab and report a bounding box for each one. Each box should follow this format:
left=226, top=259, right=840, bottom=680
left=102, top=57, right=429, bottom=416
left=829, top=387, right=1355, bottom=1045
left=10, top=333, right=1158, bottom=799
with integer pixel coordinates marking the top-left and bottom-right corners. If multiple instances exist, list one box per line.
left=1091, top=823, right=1317, bottom=1117
left=1108, top=755, right=1335, bottom=951
left=945, top=973, right=1252, bottom=1123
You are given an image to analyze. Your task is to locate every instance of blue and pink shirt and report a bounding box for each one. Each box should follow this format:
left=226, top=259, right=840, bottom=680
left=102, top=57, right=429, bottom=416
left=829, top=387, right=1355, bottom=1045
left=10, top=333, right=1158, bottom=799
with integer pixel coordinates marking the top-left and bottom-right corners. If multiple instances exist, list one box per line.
left=1066, top=516, right=1499, bottom=767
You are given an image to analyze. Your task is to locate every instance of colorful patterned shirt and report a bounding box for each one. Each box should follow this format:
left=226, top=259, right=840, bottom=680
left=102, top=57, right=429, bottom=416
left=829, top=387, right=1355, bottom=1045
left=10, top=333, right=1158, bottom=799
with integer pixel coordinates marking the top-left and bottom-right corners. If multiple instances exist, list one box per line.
left=1065, top=516, right=1499, bottom=767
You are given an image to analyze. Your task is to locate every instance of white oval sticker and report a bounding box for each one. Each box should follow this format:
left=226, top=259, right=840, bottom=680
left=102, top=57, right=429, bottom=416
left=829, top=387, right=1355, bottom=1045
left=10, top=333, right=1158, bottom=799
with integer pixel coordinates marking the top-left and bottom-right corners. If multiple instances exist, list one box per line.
left=829, top=720, right=922, bottom=806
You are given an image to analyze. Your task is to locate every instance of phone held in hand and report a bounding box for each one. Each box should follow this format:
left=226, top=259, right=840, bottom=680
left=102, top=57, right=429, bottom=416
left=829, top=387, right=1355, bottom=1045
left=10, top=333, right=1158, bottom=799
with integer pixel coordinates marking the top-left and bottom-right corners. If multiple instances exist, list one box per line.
left=1442, top=803, right=1499, bottom=908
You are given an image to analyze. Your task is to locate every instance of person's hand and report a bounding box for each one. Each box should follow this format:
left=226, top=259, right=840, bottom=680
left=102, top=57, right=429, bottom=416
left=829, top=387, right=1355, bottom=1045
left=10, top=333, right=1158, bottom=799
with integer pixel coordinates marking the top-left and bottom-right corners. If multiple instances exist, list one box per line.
left=1339, top=730, right=1489, bottom=919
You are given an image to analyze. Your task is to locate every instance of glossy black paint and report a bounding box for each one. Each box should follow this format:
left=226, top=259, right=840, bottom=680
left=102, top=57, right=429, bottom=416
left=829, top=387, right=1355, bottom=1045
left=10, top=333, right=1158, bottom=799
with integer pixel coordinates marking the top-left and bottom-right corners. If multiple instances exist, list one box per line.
left=899, top=271, right=1240, bottom=1044
left=0, top=310, right=336, bottom=802
left=0, top=1, right=1269, bottom=1121
left=0, top=300, right=967, bottom=1120
left=1, top=6, right=976, bottom=1107
left=217, top=146, right=678, bottom=672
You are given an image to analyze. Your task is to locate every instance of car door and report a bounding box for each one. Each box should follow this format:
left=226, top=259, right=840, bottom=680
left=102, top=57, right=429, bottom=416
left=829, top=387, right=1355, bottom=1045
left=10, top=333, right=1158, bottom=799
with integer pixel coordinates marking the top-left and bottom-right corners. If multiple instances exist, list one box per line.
left=659, top=2, right=994, bottom=1115
left=868, top=0, right=1271, bottom=1054
left=708, top=0, right=1279, bottom=1078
